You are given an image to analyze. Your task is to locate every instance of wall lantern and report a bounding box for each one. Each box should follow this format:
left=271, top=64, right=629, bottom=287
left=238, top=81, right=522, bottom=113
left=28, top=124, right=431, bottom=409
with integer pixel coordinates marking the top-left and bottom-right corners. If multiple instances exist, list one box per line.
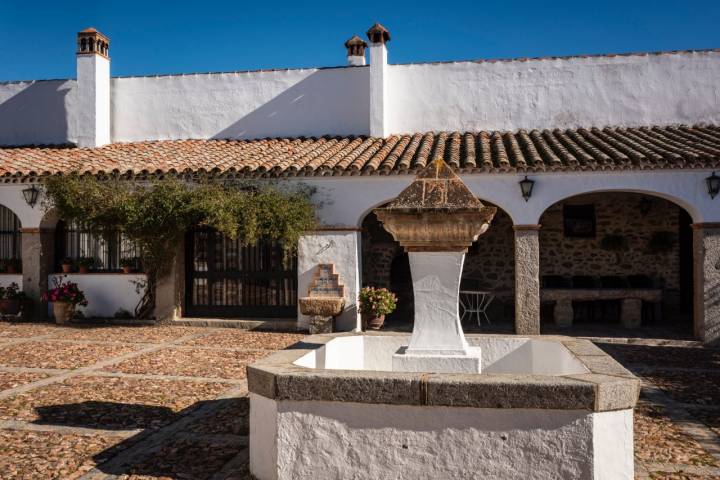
left=22, top=185, right=39, bottom=208
left=519, top=176, right=535, bottom=202
left=707, top=172, right=720, bottom=199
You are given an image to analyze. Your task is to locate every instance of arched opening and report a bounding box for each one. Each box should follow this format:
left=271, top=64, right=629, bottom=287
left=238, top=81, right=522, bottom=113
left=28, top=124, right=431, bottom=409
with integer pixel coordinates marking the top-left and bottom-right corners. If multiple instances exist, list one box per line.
left=0, top=205, right=22, bottom=273
left=538, top=192, right=693, bottom=336
left=361, top=202, right=515, bottom=331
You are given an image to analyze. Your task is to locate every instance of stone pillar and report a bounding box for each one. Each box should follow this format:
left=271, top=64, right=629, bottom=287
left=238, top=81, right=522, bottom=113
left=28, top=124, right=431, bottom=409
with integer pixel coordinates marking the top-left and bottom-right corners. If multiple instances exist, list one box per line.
left=692, top=223, right=720, bottom=344
left=514, top=225, right=541, bottom=335
left=154, top=238, right=185, bottom=322
left=298, top=229, right=361, bottom=332
left=20, top=228, right=55, bottom=319
left=621, top=298, right=643, bottom=329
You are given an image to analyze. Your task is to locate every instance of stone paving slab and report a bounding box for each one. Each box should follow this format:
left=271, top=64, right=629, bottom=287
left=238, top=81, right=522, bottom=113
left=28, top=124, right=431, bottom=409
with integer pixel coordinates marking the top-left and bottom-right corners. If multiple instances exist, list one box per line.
left=0, top=341, right=143, bottom=370
left=104, top=347, right=274, bottom=380
left=0, top=375, right=231, bottom=430
left=0, top=371, right=49, bottom=391
left=179, top=330, right=305, bottom=350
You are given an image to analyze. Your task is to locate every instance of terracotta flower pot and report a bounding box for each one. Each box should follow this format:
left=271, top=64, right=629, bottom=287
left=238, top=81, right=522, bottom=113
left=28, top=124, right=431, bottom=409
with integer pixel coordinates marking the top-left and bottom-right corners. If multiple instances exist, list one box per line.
left=61, top=264, right=73, bottom=273
left=122, top=266, right=132, bottom=274
left=0, top=299, right=20, bottom=315
left=366, top=314, right=385, bottom=330
left=78, top=266, right=89, bottom=274
left=53, top=302, right=75, bottom=324
left=5, top=265, right=17, bottom=274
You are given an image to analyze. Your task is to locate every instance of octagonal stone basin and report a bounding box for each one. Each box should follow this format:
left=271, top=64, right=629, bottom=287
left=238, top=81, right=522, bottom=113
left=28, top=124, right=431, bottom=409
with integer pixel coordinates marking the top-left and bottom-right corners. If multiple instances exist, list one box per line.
left=248, top=332, right=640, bottom=480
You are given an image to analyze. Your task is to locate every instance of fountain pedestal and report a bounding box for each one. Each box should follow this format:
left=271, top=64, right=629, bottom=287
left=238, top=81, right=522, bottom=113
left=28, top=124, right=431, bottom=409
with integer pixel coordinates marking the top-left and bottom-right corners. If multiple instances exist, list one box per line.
left=392, top=251, right=482, bottom=373
left=375, top=158, right=496, bottom=374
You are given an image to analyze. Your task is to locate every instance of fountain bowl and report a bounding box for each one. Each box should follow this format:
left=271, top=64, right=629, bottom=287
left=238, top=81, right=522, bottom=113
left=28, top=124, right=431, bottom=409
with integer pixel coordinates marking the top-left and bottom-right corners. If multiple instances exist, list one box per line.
left=248, top=332, right=639, bottom=480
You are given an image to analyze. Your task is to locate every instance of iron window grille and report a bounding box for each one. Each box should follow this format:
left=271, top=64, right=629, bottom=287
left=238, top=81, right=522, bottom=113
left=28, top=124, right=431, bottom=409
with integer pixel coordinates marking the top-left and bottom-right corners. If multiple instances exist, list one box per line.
left=55, top=220, right=140, bottom=272
left=0, top=205, right=21, bottom=267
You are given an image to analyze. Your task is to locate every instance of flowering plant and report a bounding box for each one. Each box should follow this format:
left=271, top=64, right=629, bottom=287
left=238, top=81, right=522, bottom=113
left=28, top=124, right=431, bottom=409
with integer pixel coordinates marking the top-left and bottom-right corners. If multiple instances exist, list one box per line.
left=359, top=287, right=397, bottom=316
left=0, top=282, right=25, bottom=301
left=41, top=279, right=88, bottom=306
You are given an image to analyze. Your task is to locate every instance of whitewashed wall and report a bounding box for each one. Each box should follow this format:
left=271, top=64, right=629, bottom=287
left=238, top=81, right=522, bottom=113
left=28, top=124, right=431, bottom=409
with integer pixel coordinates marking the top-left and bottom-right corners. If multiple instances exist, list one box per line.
left=2, top=50, right=719, bottom=146
left=0, top=274, right=23, bottom=290
left=0, top=80, right=77, bottom=146
left=47, top=274, right=146, bottom=318
left=111, top=67, right=370, bottom=142
left=387, top=51, right=720, bottom=134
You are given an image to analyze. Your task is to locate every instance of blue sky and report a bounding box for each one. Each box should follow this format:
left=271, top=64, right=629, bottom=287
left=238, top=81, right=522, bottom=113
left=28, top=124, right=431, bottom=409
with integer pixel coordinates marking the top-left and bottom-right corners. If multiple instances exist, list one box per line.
left=1, top=0, right=718, bottom=81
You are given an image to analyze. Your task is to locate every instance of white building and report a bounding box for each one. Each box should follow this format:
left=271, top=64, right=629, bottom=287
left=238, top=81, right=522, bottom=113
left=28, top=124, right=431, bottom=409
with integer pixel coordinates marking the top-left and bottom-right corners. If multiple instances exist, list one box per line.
left=0, top=25, right=718, bottom=342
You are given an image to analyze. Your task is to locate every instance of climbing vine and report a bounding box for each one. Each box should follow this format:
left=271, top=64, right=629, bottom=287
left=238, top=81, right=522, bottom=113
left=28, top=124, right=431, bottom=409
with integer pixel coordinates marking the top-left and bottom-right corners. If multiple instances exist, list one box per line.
left=42, top=175, right=317, bottom=319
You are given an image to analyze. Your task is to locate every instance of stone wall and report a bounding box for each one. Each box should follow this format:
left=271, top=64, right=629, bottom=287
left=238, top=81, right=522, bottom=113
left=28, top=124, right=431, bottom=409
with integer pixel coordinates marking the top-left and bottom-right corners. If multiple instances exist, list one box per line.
left=362, top=193, right=686, bottom=318
left=539, top=193, right=682, bottom=291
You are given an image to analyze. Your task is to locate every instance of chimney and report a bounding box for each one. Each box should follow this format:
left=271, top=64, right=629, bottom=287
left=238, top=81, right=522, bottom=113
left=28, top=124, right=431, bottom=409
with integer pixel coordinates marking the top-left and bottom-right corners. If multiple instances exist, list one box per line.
left=344, top=35, right=367, bottom=66
left=76, top=28, right=110, bottom=148
left=366, top=23, right=389, bottom=137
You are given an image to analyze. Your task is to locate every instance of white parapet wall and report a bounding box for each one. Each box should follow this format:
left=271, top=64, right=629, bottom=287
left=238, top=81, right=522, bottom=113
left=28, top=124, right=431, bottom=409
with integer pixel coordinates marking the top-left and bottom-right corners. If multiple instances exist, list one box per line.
left=47, top=274, right=146, bottom=318
left=0, top=274, right=23, bottom=289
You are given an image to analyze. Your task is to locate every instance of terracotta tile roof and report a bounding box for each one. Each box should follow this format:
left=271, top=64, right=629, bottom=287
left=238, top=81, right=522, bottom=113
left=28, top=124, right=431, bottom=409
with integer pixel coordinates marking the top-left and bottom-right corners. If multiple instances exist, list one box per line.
left=1, top=124, right=719, bottom=181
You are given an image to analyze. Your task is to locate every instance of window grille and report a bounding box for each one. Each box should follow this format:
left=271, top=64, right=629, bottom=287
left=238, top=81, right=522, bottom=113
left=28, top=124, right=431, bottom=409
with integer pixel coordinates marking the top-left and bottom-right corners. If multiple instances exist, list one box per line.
left=55, top=220, right=140, bottom=271
left=0, top=205, right=21, bottom=262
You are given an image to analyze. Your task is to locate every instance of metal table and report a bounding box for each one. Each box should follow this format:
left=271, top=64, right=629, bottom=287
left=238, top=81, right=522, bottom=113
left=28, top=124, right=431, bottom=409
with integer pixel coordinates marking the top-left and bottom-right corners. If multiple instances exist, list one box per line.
left=459, top=290, right=494, bottom=326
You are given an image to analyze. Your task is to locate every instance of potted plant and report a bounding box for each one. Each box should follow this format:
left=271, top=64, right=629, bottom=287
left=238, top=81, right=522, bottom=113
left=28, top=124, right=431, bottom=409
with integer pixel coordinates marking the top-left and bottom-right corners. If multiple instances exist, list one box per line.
left=61, top=258, right=74, bottom=274
left=42, top=279, right=88, bottom=324
left=119, top=258, right=134, bottom=274
left=76, top=257, right=96, bottom=274
left=0, top=282, right=25, bottom=315
left=359, top=286, right=397, bottom=330
left=4, top=259, right=20, bottom=274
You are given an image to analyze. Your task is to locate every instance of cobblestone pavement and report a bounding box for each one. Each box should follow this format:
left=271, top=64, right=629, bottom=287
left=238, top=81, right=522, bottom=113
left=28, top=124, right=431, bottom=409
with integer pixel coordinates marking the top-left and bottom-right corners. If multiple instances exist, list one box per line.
left=0, top=322, right=719, bottom=479
left=595, top=338, right=720, bottom=480
left=0, top=322, right=304, bottom=480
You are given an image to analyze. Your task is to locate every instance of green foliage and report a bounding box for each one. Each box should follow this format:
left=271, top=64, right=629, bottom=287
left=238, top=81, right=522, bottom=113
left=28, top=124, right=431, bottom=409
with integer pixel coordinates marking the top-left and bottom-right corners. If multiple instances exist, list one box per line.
left=0, top=282, right=25, bottom=301
left=42, top=175, right=317, bottom=318
left=359, top=287, right=397, bottom=316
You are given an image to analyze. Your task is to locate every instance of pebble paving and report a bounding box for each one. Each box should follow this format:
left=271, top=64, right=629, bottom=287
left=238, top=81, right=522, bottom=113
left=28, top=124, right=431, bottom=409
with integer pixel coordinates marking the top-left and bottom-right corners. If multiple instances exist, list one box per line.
left=0, top=322, right=717, bottom=479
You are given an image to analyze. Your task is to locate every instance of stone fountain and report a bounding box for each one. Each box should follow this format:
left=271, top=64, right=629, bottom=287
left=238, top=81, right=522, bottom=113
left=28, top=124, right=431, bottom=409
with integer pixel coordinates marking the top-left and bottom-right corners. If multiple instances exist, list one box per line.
left=248, top=160, right=640, bottom=480
left=374, top=158, right=495, bottom=373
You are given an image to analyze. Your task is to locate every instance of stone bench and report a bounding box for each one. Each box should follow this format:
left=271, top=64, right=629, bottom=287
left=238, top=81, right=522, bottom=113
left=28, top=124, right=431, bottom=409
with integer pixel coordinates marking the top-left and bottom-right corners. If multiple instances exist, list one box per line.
left=541, top=288, right=662, bottom=328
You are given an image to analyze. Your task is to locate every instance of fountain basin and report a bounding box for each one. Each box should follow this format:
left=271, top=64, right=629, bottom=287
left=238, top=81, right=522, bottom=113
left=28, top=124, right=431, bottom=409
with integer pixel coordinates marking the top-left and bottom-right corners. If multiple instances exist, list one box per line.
left=248, top=332, right=639, bottom=480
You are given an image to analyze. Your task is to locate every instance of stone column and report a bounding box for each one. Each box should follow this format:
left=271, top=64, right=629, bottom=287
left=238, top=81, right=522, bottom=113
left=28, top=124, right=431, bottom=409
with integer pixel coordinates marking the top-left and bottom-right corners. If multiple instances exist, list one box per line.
left=298, top=229, right=361, bottom=332
left=692, top=223, right=720, bottom=344
left=514, top=225, right=541, bottom=335
left=155, top=238, right=185, bottom=322
left=20, top=228, right=55, bottom=319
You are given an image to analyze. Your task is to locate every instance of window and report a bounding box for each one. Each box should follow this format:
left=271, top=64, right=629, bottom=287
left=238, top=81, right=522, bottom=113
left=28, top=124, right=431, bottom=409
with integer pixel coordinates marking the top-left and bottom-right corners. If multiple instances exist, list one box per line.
left=55, top=220, right=139, bottom=272
left=0, top=205, right=21, bottom=269
left=563, top=204, right=596, bottom=238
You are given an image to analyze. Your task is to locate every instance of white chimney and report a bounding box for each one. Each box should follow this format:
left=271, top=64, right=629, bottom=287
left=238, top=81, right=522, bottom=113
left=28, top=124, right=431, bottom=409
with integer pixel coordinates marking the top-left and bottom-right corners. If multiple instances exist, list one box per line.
left=366, top=23, right=389, bottom=138
left=76, top=28, right=110, bottom=148
left=344, top=35, right=367, bottom=66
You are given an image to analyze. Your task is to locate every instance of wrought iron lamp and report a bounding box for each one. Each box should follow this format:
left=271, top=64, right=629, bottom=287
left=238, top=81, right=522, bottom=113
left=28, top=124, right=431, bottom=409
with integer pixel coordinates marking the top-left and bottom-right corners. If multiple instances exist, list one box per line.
left=519, top=176, right=535, bottom=202
left=22, top=185, right=39, bottom=208
left=707, top=172, right=720, bottom=199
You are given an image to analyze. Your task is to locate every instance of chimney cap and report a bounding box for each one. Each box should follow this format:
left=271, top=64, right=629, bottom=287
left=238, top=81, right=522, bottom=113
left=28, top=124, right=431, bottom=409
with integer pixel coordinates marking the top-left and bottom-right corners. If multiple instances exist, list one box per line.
left=77, top=28, right=110, bottom=58
left=344, top=35, right=367, bottom=49
left=366, top=23, right=390, bottom=44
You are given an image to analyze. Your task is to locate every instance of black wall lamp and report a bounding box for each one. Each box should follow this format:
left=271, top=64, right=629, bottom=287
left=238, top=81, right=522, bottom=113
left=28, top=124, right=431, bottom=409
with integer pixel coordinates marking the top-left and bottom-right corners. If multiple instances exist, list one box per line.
left=22, top=185, right=39, bottom=208
left=707, top=172, right=720, bottom=199
left=519, top=176, right=535, bottom=202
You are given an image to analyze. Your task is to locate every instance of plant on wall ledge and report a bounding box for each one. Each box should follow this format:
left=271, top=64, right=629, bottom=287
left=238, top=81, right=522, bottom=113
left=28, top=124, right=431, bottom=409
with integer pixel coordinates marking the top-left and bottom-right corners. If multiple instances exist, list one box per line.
left=42, top=175, right=317, bottom=319
left=599, top=233, right=629, bottom=264
left=645, top=231, right=677, bottom=255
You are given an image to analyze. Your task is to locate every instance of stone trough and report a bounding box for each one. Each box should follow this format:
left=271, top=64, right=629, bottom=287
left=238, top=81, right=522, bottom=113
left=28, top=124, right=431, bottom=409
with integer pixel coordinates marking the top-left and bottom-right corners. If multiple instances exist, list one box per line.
left=248, top=159, right=639, bottom=479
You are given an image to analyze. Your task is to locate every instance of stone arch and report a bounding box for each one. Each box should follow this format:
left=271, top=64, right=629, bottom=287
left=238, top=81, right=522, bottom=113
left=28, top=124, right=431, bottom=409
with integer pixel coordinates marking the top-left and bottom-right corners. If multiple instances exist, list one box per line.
left=360, top=199, right=516, bottom=328
left=537, top=190, right=694, bottom=333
